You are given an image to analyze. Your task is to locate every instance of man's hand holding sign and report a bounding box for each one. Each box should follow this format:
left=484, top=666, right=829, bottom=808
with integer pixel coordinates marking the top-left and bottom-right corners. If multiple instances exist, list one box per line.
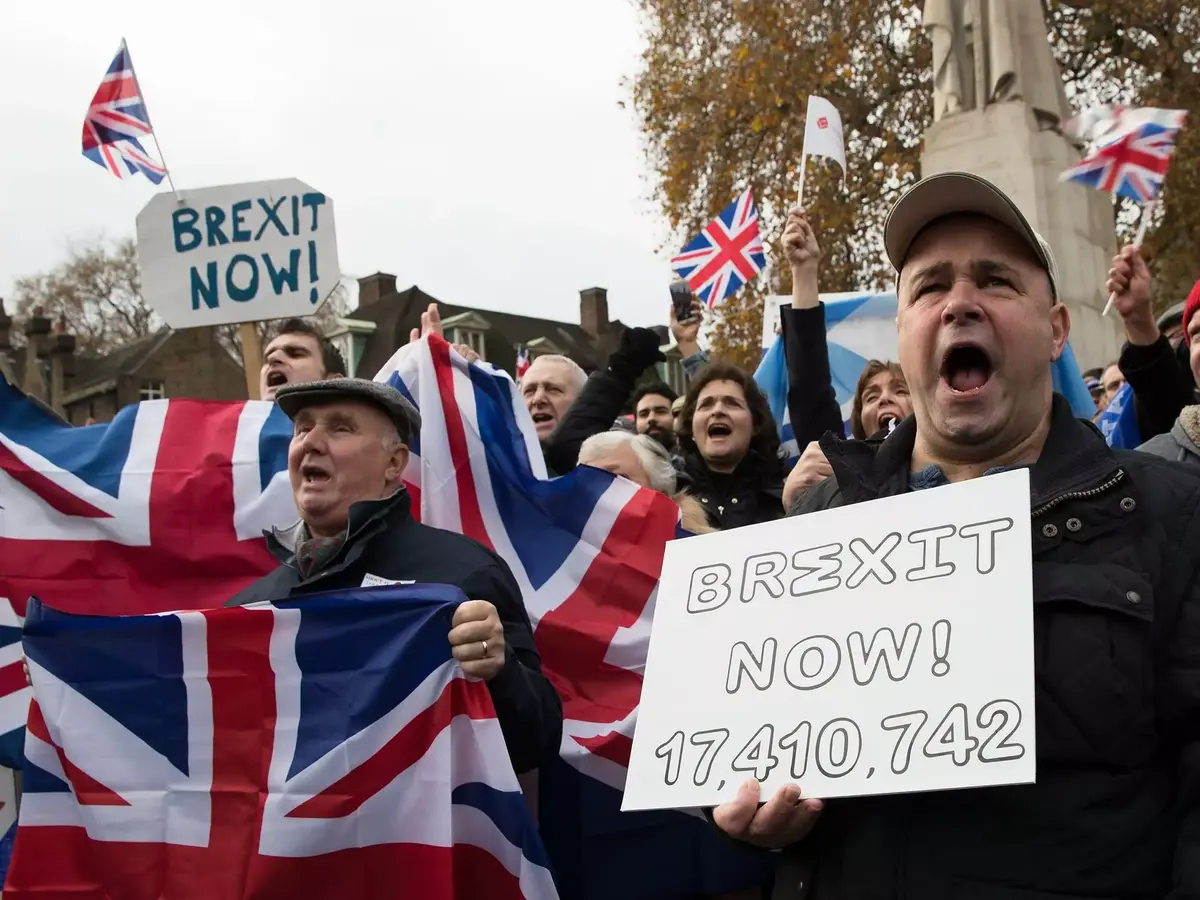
left=623, top=470, right=1035, bottom=819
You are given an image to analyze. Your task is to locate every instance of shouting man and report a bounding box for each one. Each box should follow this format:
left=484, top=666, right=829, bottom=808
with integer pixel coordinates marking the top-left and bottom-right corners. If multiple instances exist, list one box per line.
left=716, top=172, right=1200, bottom=899
left=259, top=318, right=347, bottom=401
left=228, top=378, right=562, bottom=773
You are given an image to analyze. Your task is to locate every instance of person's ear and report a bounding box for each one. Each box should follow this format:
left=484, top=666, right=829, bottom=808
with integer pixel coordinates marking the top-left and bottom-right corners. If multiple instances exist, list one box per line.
left=1049, top=303, right=1070, bottom=362
left=385, top=443, right=409, bottom=484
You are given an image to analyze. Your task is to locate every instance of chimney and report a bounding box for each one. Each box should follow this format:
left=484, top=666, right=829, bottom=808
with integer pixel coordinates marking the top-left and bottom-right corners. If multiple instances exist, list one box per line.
left=580, top=287, right=609, bottom=340
left=22, top=307, right=52, bottom=401
left=49, top=314, right=77, bottom=413
left=357, top=273, right=398, bottom=308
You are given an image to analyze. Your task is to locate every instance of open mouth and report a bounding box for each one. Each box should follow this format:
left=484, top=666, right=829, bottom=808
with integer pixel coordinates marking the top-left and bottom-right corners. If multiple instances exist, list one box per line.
left=940, top=343, right=993, bottom=394
left=301, top=464, right=330, bottom=484
left=707, top=422, right=732, bottom=438
left=531, top=412, right=554, bottom=426
left=266, top=371, right=288, bottom=388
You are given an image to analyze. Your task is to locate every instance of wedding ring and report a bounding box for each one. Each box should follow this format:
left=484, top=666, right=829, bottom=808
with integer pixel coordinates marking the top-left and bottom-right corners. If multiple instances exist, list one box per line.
left=480, top=640, right=489, bottom=657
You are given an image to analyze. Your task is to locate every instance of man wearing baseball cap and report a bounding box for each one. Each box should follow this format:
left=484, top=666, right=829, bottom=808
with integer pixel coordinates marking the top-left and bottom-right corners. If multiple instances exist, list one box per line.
left=713, top=172, right=1200, bottom=899
left=227, top=377, right=562, bottom=774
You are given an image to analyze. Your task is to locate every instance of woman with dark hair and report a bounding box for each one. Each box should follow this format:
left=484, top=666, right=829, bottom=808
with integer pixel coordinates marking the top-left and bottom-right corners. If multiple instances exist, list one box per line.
left=849, top=359, right=910, bottom=440
left=678, top=361, right=784, bottom=530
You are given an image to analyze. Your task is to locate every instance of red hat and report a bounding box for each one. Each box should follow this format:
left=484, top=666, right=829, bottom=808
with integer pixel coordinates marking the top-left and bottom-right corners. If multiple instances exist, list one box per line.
left=1185, top=279, right=1200, bottom=345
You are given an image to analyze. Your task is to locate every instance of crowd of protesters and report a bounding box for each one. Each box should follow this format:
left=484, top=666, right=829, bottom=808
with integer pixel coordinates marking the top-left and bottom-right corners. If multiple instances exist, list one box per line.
left=18, top=169, right=1200, bottom=900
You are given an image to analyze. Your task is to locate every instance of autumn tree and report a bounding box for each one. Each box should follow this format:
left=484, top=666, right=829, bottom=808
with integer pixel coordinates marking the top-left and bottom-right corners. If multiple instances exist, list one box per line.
left=631, top=0, right=1200, bottom=368
left=12, top=237, right=157, bottom=353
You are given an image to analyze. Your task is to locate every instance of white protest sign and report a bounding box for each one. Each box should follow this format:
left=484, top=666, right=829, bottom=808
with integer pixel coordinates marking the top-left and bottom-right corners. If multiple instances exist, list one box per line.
left=623, top=469, right=1036, bottom=811
left=761, top=296, right=787, bottom=349
left=136, top=178, right=340, bottom=329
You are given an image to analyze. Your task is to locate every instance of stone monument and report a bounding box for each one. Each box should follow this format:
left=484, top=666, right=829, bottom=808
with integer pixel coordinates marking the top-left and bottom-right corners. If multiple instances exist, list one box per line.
left=920, top=0, right=1121, bottom=367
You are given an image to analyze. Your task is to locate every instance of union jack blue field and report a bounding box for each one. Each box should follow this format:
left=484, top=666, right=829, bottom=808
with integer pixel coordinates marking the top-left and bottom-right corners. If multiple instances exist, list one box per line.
left=9, top=585, right=557, bottom=900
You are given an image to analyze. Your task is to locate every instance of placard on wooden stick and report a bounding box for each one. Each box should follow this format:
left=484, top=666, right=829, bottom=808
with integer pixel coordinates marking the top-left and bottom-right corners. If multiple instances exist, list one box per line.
left=623, top=470, right=1036, bottom=811
left=136, top=177, right=340, bottom=398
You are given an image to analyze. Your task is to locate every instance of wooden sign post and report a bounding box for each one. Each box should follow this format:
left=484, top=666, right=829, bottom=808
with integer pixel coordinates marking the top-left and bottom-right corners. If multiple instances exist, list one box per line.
left=239, top=322, right=264, bottom=400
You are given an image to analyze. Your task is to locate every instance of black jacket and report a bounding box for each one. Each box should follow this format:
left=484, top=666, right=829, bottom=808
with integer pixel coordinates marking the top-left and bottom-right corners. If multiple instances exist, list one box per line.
left=1120, top=334, right=1197, bottom=441
left=771, top=395, right=1200, bottom=899
left=543, top=327, right=666, bottom=476
left=781, top=304, right=847, bottom=449
left=684, top=451, right=785, bottom=530
left=227, top=491, right=563, bottom=775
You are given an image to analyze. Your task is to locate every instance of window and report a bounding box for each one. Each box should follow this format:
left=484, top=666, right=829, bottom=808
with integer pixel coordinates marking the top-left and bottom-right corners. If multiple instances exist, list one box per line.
left=451, top=328, right=487, bottom=360
left=139, top=381, right=166, bottom=400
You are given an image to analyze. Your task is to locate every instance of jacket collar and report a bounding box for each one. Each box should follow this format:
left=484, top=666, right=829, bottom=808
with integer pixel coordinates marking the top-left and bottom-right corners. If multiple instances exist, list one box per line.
left=819, top=394, right=1121, bottom=507
left=265, top=489, right=411, bottom=565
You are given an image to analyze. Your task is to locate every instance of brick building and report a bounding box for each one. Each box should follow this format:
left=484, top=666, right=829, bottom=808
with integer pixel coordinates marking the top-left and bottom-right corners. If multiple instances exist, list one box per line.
left=0, top=299, right=246, bottom=424
left=327, top=274, right=686, bottom=393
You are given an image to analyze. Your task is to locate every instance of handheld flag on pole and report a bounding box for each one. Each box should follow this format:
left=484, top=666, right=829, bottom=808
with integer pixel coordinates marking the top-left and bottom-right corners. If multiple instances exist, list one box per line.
left=1060, top=104, right=1187, bottom=316
left=798, top=96, right=846, bottom=204
left=669, top=190, right=766, bottom=309
left=81, top=39, right=173, bottom=190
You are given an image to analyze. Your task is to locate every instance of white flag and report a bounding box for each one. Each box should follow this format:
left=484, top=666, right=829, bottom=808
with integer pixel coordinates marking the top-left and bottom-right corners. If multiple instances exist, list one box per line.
left=802, top=95, right=846, bottom=175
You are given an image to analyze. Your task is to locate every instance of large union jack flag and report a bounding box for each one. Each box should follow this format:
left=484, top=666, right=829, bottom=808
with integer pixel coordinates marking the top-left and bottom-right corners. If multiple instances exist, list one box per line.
left=670, top=189, right=766, bottom=309
left=1060, top=105, right=1188, bottom=204
left=380, top=335, right=682, bottom=790
left=8, top=586, right=557, bottom=899
left=0, top=380, right=295, bottom=763
left=81, top=39, right=168, bottom=185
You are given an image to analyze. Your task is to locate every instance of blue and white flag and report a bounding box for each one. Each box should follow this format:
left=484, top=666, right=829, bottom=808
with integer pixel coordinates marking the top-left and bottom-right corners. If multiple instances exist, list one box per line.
left=1095, top=382, right=1141, bottom=448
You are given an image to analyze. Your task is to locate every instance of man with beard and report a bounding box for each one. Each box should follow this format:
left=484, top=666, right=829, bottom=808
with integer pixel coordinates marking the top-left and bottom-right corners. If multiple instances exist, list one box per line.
left=714, top=171, right=1200, bottom=899
left=259, top=318, right=347, bottom=401
left=632, top=382, right=678, bottom=452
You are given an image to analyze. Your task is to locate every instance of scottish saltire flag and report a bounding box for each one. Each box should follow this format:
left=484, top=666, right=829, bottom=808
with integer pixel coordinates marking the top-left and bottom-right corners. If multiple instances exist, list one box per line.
left=762, top=292, right=1095, bottom=436
left=1061, top=105, right=1187, bottom=203
left=670, top=190, right=766, bottom=308
left=81, top=39, right=168, bottom=184
left=8, top=586, right=557, bottom=900
left=0, top=379, right=294, bottom=759
left=1096, top=382, right=1141, bottom=449
left=752, top=337, right=799, bottom=461
left=377, top=335, right=682, bottom=791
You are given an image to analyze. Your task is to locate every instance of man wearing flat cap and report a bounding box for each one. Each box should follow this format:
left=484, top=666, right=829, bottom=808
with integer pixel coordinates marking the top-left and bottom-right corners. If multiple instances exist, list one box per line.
left=714, top=173, right=1200, bottom=899
left=228, top=377, right=562, bottom=774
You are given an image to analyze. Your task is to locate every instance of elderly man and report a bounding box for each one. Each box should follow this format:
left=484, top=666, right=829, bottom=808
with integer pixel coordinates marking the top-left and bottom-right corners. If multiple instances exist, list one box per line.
left=714, top=172, right=1200, bottom=899
left=228, top=378, right=562, bottom=774
left=259, top=318, right=347, bottom=401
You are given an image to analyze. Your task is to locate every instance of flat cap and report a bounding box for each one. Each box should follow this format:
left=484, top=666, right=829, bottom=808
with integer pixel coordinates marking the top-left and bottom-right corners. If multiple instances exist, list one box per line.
left=274, top=377, right=421, bottom=441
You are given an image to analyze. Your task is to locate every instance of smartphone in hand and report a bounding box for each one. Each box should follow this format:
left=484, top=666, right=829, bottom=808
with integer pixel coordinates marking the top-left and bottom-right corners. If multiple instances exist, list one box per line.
left=670, top=280, right=698, bottom=324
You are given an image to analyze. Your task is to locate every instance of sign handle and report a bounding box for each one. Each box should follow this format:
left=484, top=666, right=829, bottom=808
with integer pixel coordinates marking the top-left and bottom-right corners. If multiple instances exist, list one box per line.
left=239, top=322, right=264, bottom=400
left=797, top=153, right=809, bottom=206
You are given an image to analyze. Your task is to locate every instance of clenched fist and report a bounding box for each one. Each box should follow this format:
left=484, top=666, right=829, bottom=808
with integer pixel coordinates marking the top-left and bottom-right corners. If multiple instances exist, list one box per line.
left=449, top=600, right=506, bottom=681
left=782, top=207, right=820, bottom=274
left=1105, top=246, right=1157, bottom=345
left=783, top=441, right=833, bottom=511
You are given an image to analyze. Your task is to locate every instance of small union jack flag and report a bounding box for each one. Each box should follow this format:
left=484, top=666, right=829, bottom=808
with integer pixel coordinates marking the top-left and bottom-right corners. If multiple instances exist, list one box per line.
left=81, top=39, right=168, bottom=185
left=1061, top=106, right=1188, bottom=204
left=515, top=347, right=531, bottom=380
left=670, top=189, right=766, bottom=309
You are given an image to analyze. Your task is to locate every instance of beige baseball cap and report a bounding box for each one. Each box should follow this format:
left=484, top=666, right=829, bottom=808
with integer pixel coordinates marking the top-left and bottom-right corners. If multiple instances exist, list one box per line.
left=883, top=171, right=1060, bottom=300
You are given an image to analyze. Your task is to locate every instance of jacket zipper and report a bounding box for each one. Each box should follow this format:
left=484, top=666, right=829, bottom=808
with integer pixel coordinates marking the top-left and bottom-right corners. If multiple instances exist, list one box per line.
left=1030, top=468, right=1125, bottom=518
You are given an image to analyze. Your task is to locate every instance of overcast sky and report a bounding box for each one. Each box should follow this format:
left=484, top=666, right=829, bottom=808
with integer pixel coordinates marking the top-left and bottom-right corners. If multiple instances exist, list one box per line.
left=1, top=0, right=680, bottom=330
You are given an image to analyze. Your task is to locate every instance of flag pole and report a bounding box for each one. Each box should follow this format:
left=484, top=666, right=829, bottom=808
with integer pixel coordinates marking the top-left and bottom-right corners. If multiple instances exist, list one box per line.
left=123, top=38, right=180, bottom=201
left=1101, top=199, right=1157, bottom=317
left=796, top=153, right=809, bottom=206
